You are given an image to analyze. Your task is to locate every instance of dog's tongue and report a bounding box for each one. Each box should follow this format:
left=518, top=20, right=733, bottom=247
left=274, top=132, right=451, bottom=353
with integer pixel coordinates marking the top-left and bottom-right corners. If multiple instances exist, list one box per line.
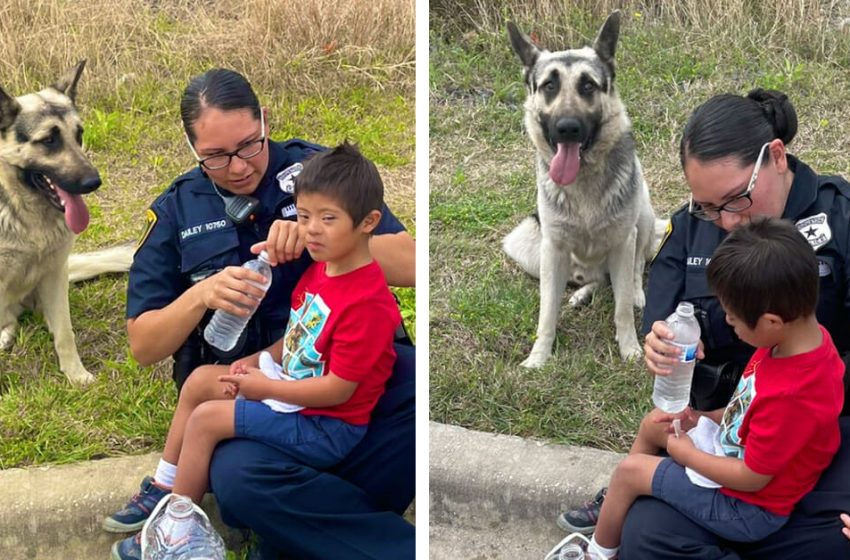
left=55, top=188, right=90, bottom=234
left=549, top=142, right=581, bottom=186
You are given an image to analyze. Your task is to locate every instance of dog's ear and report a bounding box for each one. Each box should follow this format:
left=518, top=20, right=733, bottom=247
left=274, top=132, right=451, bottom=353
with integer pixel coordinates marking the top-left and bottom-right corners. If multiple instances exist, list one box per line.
left=593, top=11, right=621, bottom=82
left=507, top=22, right=540, bottom=68
left=52, top=59, right=86, bottom=103
left=0, top=86, right=21, bottom=132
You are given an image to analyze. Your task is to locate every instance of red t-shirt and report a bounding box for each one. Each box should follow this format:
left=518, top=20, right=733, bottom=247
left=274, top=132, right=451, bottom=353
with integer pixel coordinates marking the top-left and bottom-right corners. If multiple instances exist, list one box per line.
left=280, top=260, right=401, bottom=425
left=719, top=326, right=845, bottom=515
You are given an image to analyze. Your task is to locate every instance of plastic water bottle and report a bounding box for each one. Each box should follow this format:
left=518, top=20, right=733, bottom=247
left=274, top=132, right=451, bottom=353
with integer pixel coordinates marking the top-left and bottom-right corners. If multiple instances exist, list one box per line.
left=652, top=302, right=701, bottom=414
left=141, top=494, right=225, bottom=560
left=544, top=532, right=591, bottom=560
left=204, top=251, right=273, bottom=352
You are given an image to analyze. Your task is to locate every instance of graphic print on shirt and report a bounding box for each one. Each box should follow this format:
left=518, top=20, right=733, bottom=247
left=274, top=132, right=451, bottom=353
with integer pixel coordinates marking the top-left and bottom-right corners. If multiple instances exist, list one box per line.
left=281, top=292, right=331, bottom=379
left=719, top=359, right=759, bottom=459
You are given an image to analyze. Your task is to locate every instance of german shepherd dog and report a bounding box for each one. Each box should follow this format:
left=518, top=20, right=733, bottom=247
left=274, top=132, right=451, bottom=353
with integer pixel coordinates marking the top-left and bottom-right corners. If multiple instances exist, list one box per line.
left=503, top=12, right=656, bottom=366
left=0, top=61, right=132, bottom=385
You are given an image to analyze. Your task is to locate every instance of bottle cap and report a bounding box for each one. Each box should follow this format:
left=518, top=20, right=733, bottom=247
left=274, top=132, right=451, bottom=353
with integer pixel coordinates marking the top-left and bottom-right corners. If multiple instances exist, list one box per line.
left=258, top=250, right=270, bottom=263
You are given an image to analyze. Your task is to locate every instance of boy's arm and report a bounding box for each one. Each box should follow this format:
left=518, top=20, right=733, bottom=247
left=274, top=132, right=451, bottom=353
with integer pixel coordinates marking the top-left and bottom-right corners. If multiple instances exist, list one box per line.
left=667, top=433, right=773, bottom=492
left=220, top=368, right=357, bottom=408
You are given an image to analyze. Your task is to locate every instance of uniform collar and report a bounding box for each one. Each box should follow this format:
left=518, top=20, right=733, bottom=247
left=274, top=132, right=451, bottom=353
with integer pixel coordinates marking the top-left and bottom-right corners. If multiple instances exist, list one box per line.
left=781, top=155, right=818, bottom=219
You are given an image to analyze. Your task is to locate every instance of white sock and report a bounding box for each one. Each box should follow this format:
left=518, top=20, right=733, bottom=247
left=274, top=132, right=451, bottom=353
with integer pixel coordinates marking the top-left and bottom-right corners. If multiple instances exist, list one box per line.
left=588, top=536, right=620, bottom=559
left=153, top=459, right=177, bottom=489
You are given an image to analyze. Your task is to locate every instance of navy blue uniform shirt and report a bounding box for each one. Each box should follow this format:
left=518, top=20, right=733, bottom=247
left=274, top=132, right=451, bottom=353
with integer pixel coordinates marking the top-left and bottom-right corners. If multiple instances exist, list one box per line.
left=644, top=155, right=850, bottom=371
left=128, top=138, right=405, bottom=360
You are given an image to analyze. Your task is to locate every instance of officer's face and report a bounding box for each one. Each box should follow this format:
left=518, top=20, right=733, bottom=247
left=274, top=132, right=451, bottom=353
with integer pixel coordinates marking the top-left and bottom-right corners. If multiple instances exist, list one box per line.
left=191, top=107, right=270, bottom=196
left=296, top=192, right=380, bottom=272
left=684, top=142, right=789, bottom=232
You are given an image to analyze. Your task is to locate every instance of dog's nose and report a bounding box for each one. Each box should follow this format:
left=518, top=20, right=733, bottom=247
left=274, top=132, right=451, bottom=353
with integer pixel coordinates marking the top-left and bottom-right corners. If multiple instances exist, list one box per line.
left=79, top=174, right=101, bottom=193
left=554, top=117, right=583, bottom=142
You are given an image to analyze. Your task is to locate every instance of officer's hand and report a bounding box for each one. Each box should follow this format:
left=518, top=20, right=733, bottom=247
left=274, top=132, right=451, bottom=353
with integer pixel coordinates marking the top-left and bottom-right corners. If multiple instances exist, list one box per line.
left=644, top=320, right=680, bottom=377
left=840, top=513, right=850, bottom=540
left=201, top=266, right=268, bottom=316
left=251, top=219, right=304, bottom=266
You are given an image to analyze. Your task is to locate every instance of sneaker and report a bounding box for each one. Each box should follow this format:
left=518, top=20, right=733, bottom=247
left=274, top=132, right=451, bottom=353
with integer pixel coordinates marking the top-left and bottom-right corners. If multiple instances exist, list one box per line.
left=110, top=532, right=141, bottom=560
left=556, top=487, right=606, bottom=534
left=103, top=476, right=171, bottom=533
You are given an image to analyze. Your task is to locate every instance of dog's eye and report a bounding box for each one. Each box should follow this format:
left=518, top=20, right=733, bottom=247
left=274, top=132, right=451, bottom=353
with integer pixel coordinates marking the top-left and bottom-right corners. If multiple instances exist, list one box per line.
left=38, top=130, right=58, bottom=146
left=580, top=81, right=596, bottom=95
left=541, top=81, right=556, bottom=92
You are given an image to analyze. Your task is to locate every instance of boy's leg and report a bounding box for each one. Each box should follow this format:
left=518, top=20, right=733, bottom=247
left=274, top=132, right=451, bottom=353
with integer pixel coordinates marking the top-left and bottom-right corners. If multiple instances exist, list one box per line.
left=162, top=365, right=232, bottom=465
left=172, top=400, right=236, bottom=504
left=208, top=342, right=415, bottom=559
left=594, top=454, right=665, bottom=549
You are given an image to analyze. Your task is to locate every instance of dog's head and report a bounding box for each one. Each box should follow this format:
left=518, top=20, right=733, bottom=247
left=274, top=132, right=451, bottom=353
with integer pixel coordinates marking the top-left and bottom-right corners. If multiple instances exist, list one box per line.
left=508, top=12, right=629, bottom=186
left=0, top=60, right=99, bottom=234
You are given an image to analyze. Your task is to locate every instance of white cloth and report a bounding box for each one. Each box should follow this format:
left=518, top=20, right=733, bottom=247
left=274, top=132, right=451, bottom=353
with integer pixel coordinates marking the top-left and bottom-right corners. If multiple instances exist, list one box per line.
left=242, top=351, right=303, bottom=413
left=684, top=416, right=724, bottom=488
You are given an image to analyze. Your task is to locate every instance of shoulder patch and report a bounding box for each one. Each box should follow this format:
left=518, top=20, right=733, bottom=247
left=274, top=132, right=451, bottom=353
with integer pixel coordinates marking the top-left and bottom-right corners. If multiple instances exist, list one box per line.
left=651, top=219, right=673, bottom=263
left=795, top=212, right=831, bottom=252
left=136, top=208, right=158, bottom=252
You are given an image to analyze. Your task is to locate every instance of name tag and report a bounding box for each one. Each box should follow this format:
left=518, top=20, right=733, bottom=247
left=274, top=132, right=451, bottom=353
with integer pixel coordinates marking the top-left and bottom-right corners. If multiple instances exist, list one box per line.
left=281, top=203, right=297, bottom=218
left=180, top=219, right=229, bottom=240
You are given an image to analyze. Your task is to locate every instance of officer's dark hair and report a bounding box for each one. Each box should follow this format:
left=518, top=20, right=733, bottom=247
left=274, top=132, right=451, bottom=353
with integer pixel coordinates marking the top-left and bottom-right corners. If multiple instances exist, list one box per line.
left=680, top=88, right=798, bottom=169
left=706, top=218, right=818, bottom=330
left=181, top=69, right=260, bottom=144
left=293, top=142, right=383, bottom=227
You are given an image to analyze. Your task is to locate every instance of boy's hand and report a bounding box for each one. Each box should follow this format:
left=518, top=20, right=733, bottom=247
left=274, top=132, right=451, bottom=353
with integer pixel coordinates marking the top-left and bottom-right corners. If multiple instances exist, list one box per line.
left=653, top=406, right=699, bottom=434
left=219, top=367, right=271, bottom=400
left=666, top=432, right=696, bottom=465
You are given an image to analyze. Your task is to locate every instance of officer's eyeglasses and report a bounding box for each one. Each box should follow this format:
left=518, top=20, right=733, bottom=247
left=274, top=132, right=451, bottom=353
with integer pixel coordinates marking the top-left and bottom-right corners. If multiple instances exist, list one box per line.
left=688, top=142, right=770, bottom=222
left=185, top=111, right=266, bottom=171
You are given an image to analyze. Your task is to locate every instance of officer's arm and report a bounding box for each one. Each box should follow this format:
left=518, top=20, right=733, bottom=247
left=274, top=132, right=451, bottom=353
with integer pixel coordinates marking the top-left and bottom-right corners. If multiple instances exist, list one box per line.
left=127, top=284, right=211, bottom=366
left=370, top=231, right=415, bottom=288
left=641, top=213, right=687, bottom=335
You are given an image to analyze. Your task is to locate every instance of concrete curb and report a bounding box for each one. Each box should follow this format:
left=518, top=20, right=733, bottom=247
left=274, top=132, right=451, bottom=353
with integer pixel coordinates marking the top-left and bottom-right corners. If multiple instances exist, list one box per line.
left=429, top=422, right=623, bottom=559
left=0, top=453, right=243, bottom=559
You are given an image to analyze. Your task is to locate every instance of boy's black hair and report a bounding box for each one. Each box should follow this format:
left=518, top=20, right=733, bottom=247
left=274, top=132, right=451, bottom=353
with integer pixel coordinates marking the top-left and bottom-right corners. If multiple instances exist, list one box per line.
left=293, top=141, right=383, bottom=226
left=706, top=218, right=818, bottom=329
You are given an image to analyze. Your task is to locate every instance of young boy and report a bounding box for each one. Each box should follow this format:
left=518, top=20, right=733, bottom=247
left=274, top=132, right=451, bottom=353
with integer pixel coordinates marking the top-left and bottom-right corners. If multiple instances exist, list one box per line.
left=106, top=142, right=402, bottom=559
left=567, top=218, right=845, bottom=559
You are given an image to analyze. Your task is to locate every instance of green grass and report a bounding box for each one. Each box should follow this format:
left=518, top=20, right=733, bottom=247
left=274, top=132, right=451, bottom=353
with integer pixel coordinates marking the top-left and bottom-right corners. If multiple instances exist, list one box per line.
left=430, top=8, right=850, bottom=451
left=0, top=4, right=414, bottom=469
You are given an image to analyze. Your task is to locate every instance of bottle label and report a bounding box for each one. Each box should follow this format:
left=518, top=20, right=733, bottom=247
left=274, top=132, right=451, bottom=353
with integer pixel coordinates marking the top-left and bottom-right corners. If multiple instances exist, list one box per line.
left=672, top=341, right=698, bottom=363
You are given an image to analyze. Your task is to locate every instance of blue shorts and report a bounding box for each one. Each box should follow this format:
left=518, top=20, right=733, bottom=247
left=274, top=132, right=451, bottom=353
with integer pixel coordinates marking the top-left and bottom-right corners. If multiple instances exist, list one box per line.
left=234, top=399, right=367, bottom=470
left=651, top=458, right=789, bottom=542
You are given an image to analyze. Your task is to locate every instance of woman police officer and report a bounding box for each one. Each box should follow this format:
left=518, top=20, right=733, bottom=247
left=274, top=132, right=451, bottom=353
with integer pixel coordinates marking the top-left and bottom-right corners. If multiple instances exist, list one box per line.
left=622, top=89, right=850, bottom=558
left=126, top=69, right=416, bottom=558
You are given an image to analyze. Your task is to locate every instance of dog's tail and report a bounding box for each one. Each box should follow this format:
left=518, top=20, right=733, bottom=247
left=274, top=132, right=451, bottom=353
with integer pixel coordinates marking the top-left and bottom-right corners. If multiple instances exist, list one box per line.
left=502, top=213, right=541, bottom=278
left=68, top=242, right=135, bottom=283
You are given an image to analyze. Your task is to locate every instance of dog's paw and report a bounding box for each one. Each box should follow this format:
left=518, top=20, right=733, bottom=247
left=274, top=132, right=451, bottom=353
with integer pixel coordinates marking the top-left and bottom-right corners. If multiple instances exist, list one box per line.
left=65, top=364, right=95, bottom=387
left=618, top=340, right=643, bottom=361
left=520, top=352, right=549, bottom=369
left=568, top=282, right=598, bottom=308
left=0, top=324, right=16, bottom=350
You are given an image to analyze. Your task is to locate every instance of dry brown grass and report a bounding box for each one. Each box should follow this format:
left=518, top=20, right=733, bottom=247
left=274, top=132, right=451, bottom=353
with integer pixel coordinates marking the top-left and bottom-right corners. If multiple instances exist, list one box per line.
left=432, top=0, right=850, bottom=61
left=0, top=0, right=414, bottom=97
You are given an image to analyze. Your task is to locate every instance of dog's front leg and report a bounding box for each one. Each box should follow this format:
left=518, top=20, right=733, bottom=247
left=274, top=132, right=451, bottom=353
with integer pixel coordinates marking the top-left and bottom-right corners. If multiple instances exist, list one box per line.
left=521, top=236, right=569, bottom=368
left=35, top=261, right=94, bottom=386
left=607, top=227, right=642, bottom=360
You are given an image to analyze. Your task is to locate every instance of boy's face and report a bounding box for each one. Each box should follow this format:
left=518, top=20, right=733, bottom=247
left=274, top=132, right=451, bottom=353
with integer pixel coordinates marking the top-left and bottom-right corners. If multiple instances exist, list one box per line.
left=296, top=192, right=375, bottom=263
left=723, top=308, right=779, bottom=348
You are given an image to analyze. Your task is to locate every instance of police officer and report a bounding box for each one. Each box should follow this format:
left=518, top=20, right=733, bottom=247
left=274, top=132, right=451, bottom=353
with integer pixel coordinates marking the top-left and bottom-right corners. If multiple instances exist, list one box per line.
left=623, top=89, right=850, bottom=558
left=127, top=69, right=415, bottom=558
